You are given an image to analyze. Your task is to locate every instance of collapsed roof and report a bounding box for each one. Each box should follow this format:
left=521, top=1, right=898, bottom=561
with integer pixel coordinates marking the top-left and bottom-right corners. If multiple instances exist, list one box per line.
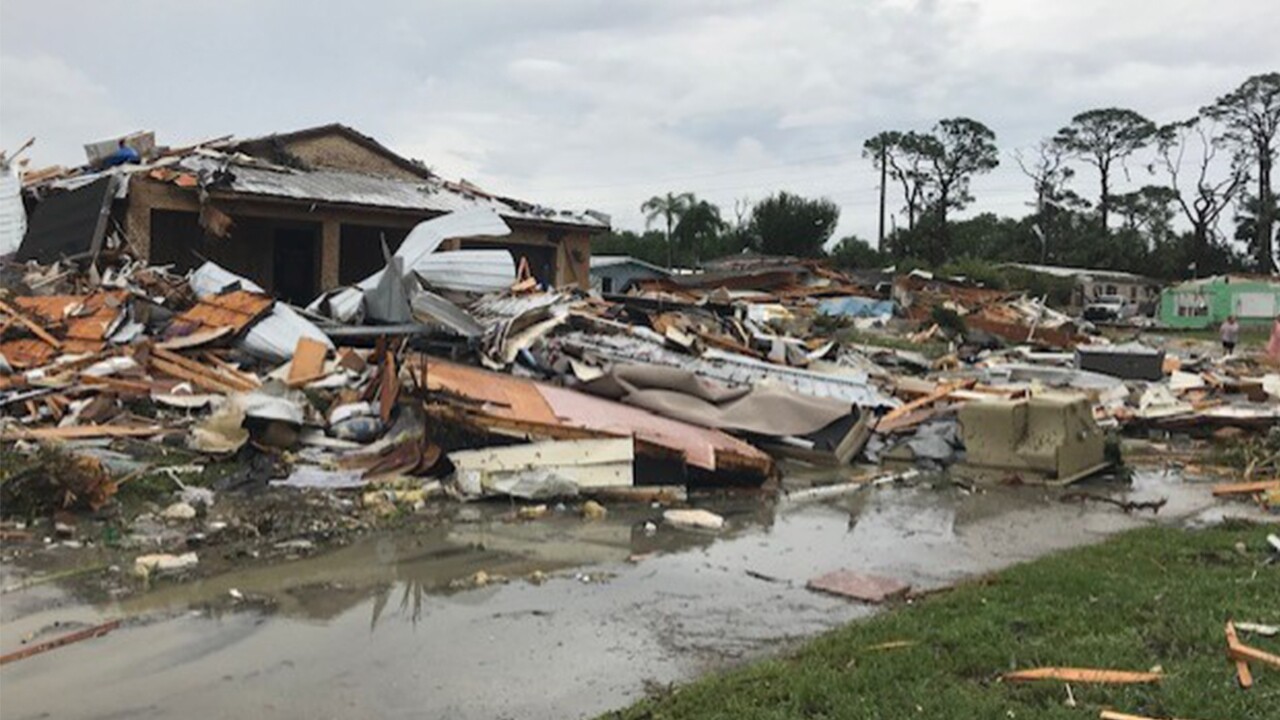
left=21, top=124, right=609, bottom=232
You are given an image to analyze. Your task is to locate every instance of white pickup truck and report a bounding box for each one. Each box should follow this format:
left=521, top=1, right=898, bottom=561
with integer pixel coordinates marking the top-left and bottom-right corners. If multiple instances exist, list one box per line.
left=1082, top=295, right=1135, bottom=323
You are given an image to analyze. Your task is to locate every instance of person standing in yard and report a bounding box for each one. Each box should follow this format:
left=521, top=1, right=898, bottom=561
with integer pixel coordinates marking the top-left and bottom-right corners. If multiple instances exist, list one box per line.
left=1269, top=314, right=1280, bottom=362
left=1220, top=315, right=1240, bottom=355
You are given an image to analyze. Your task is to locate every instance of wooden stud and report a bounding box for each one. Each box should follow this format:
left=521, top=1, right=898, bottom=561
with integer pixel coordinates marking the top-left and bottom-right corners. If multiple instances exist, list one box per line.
left=1225, top=621, right=1254, bottom=689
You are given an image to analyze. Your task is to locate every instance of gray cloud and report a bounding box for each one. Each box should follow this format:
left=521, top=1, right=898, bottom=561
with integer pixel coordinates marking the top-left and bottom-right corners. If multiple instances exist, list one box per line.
left=3, top=0, right=1277, bottom=243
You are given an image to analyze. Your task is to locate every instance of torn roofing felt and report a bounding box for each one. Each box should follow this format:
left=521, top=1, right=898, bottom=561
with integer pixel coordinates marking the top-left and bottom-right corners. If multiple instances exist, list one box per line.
left=17, top=176, right=118, bottom=264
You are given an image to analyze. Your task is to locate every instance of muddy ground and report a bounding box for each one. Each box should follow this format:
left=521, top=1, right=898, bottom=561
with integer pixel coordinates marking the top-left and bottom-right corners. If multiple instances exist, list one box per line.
left=3, top=447, right=1275, bottom=720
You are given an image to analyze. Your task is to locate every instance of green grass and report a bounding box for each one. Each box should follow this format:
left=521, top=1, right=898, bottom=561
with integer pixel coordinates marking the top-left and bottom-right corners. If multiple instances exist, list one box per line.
left=605, top=524, right=1279, bottom=719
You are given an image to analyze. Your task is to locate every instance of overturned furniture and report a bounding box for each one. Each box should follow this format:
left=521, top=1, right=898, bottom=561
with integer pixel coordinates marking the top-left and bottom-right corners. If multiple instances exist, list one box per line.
left=954, top=393, right=1108, bottom=485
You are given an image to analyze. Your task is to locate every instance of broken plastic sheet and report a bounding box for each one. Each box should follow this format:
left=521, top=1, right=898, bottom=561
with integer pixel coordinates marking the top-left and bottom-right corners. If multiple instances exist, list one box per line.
left=241, top=303, right=333, bottom=362
left=190, top=261, right=264, bottom=299
left=1137, top=385, right=1193, bottom=419
left=240, top=389, right=307, bottom=425
left=817, top=296, right=895, bottom=320
left=1262, top=374, right=1280, bottom=401
left=189, top=397, right=249, bottom=454
left=271, top=466, right=367, bottom=490
left=454, top=468, right=580, bottom=500
left=0, top=160, right=26, bottom=257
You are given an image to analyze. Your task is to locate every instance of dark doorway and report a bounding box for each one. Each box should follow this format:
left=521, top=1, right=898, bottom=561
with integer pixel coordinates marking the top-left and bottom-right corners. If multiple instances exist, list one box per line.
left=339, top=224, right=410, bottom=284
left=272, top=226, right=320, bottom=304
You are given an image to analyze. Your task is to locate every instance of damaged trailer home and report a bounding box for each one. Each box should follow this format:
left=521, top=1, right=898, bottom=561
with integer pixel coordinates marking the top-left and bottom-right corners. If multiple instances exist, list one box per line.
left=15, top=124, right=609, bottom=302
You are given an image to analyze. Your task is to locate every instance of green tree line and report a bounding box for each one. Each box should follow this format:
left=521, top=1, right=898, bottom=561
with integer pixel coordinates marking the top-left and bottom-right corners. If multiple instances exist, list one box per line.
left=594, top=72, right=1280, bottom=280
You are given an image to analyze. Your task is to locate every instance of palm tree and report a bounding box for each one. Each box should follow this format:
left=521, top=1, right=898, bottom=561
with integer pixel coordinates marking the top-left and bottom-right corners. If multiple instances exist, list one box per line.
left=641, top=191, right=694, bottom=268
left=674, top=199, right=726, bottom=266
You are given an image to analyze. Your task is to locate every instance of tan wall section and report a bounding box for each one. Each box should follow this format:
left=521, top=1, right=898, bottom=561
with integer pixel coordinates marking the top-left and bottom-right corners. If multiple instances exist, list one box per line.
left=126, top=177, right=599, bottom=292
left=283, top=135, right=424, bottom=181
left=559, top=232, right=591, bottom=289
left=125, top=178, right=204, bottom=257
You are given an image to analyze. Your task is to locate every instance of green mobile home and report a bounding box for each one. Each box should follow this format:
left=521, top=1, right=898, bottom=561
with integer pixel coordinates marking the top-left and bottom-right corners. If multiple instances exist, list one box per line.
left=1159, top=275, right=1280, bottom=329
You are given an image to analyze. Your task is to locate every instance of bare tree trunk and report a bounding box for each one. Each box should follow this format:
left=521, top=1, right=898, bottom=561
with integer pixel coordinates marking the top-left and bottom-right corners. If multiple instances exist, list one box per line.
left=665, top=214, right=673, bottom=269
left=877, top=146, right=887, bottom=249
left=1260, top=150, right=1276, bottom=272
left=1099, top=164, right=1111, bottom=235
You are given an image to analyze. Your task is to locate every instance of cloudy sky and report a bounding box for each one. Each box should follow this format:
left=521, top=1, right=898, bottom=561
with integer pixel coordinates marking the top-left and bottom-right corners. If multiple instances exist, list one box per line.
left=2, top=0, right=1277, bottom=244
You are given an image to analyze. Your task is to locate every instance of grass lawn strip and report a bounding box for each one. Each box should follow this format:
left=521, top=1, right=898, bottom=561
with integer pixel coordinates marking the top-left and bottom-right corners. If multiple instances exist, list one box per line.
left=606, top=523, right=1279, bottom=720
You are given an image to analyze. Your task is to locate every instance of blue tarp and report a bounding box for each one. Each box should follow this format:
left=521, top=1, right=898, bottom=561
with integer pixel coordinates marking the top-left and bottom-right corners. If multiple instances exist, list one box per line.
left=817, top=296, right=895, bottom=319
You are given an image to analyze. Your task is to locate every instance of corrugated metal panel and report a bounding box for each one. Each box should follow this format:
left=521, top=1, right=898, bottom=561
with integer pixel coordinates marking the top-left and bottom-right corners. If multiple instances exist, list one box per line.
left=468, top=291, right=575, bottom=325
left=181, top=156, right=607, bottom=230
left=416, top=250, right=515, bottom=293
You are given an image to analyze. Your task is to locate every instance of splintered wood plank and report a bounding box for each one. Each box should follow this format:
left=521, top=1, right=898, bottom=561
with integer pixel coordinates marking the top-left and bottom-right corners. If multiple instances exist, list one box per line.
left=0, top=298, right=62, bottom=349
left=288, top=337, right=329, bottom=384
left=80, top=375, right=156, bottom=396
left=1002, top=667, right=1162, bottom=684
left=172, top=291, right=273, bottom=334
left=0, top=619, right=121, bottom=666
left=1, top=424, right=164, bottom=441
left=1227, top=637, right=1280, bottom=669
left=1099, top=712, right=1202, bottom=720
left=150, top=347, right=257, bottom=392
left=379, top=352, right=399, bottom=423
left=157, top=326, right=236, bottom=351
left=1226, top=621, right=1254, bottom=689
left=1212, top=480, right=1280, bottom=496
left=880, top=380, right=973, bottom=425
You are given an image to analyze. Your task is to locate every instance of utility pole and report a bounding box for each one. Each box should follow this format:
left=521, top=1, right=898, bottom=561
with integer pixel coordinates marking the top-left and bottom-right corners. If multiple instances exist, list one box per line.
left=877, top=145, right=887, bottom=250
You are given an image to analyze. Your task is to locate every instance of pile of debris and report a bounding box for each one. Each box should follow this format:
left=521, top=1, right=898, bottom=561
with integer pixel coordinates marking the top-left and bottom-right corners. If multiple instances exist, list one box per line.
left=4, top=209, right=1280, bottom=545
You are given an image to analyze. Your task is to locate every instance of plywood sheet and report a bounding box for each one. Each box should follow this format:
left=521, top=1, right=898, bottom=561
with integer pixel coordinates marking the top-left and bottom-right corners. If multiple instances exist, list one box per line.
left=424, top=359, right=556, bottom=424
left=172, top=290, right=273, bottom=335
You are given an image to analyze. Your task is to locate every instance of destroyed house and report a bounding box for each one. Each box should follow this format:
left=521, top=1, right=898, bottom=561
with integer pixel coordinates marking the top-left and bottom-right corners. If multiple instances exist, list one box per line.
left=1159, top=274, right=1280, bottom=329
left=1002, top=263, right=1162, bottom=312
left=18, top=124, right=608, bottom=304
left=589, top=255, right=671, bottom=294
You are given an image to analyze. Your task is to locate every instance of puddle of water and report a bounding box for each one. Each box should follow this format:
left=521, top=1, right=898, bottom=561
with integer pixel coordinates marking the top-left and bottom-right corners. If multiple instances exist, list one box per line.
left=0, top=470, right=1268, bottom=720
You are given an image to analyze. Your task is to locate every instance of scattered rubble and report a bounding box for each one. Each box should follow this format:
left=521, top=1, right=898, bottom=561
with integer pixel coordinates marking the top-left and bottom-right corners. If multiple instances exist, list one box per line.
left=2, top=205, right=1279, bottom=613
